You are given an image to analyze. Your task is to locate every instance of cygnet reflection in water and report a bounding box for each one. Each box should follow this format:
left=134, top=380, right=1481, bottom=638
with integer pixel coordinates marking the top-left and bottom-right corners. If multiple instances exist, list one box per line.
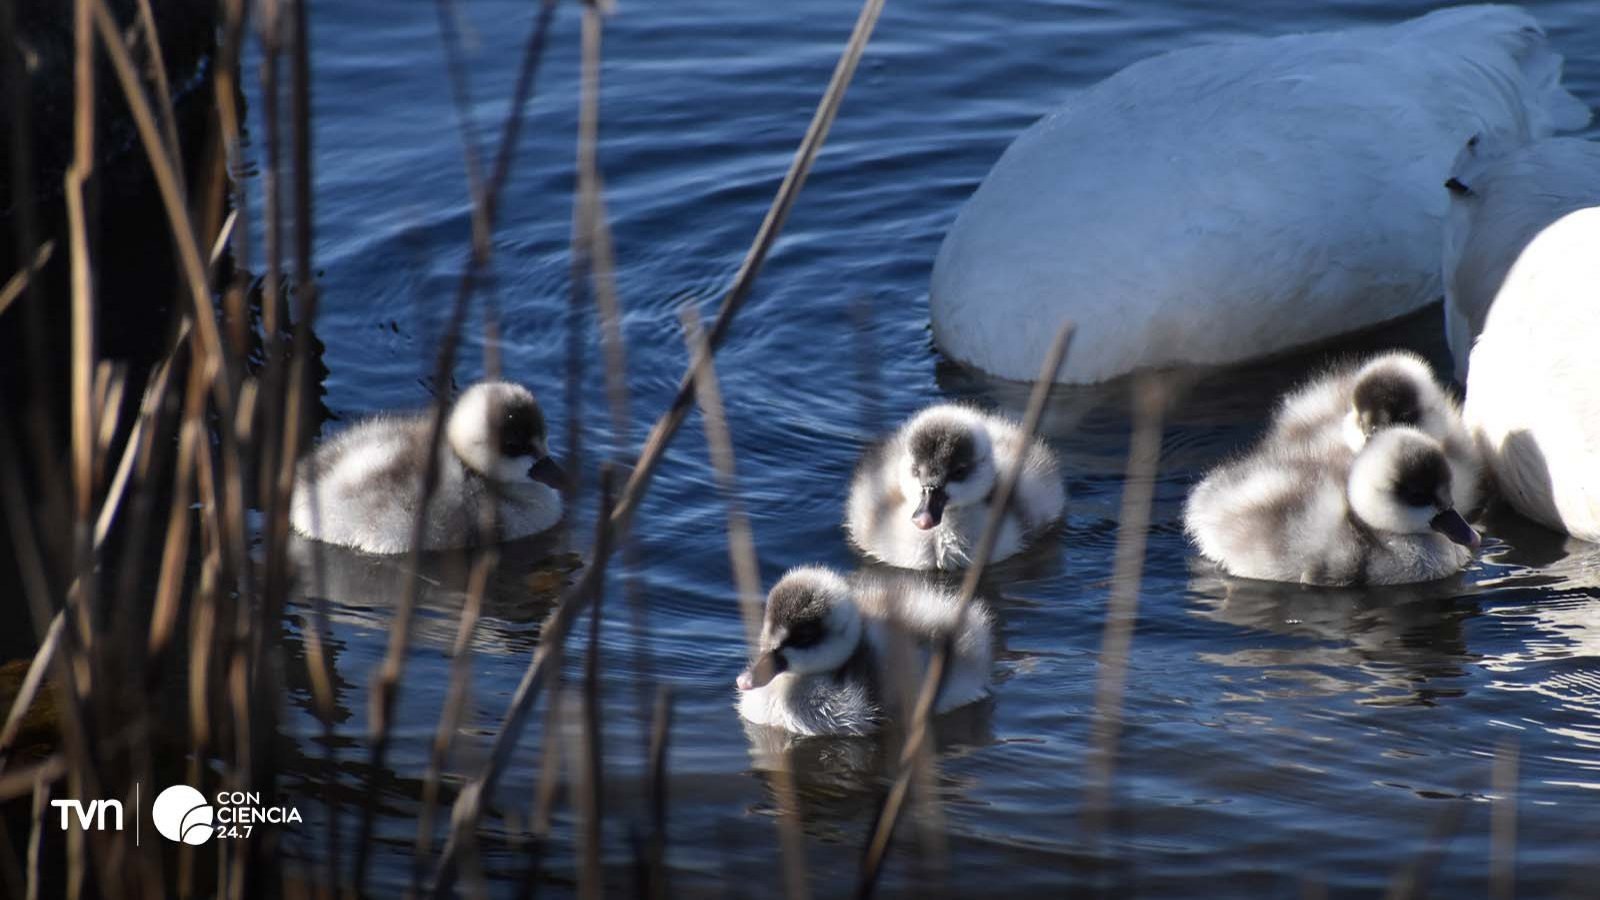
left=1186, top=564, right=1476, bottom=707
left=739, top=700, right=996, bottom=833
left=287, top=531, right=580, bottom=656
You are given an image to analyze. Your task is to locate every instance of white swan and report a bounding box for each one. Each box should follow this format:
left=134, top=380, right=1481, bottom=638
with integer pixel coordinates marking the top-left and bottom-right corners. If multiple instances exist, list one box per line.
left=1267, top=351, right=1481, bottom=512
left=844, top=403, right=1064, bottom=570
left=930, top=5, right=1588, bottom=384
left=1444, top=137, right=1600, bottom=380
left=1186, top=426, right=1479, bottom=586
left=290, top=381, right=568, bottom=553
left=1459, top=151, right=1600, bottom=541
left=735, top=566, right=993, bottom=737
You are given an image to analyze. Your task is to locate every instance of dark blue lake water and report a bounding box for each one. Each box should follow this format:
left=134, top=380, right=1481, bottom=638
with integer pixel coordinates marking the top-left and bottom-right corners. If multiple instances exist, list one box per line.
left=258, top=1, right=1600, bottom=894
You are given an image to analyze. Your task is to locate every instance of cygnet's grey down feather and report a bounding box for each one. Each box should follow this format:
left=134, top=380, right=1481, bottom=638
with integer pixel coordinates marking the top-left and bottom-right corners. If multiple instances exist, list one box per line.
left=735, top=566, right=994, bottom=737
left=845, top=403, right=1064, bottom=571
left=290, top=382, right=567, bottom=553
left=1186, top=426, right=1478, bottom=586
left=1265, top=351, right=1481, bottom=513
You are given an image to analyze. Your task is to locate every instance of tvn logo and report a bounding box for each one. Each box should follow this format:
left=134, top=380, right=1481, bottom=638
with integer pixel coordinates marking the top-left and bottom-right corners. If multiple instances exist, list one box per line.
left=52, top=785, right=300, bottom=845
left=50, top=799, right=123, bottom=832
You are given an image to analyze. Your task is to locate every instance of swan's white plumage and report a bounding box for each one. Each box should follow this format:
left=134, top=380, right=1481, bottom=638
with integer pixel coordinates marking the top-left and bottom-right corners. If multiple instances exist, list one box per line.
left=290, top=383, right=564, bottom=554
left=931, top=5, right=1588, bottom=383
left=844, top=404, right=1064, bottom=570
left=1465, top=204, right=1600, bottom=543
left=1444, top=137, right=1600, bottom=380
left=735, top=567, right=994, bottom=737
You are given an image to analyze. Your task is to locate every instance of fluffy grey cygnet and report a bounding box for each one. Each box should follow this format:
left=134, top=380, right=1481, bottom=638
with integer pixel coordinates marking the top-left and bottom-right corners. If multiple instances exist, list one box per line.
left=1185, top=425, right=1479, bottom=586
left=1266, top=350, right=1480, bottom=512
left=845, top=403, right=1064, bottom=571
left=290, top=381, right=568, bottom=553
left=735, top=566, right=993, bottom=737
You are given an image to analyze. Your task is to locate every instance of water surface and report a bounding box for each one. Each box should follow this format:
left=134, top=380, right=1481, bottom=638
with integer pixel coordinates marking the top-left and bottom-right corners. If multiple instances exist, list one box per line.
left=262, top=1, right=1600, bottom=893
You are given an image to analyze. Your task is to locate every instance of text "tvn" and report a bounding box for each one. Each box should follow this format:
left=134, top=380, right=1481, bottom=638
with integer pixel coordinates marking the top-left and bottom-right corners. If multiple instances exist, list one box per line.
left=51, top=800, right=123, bottom=831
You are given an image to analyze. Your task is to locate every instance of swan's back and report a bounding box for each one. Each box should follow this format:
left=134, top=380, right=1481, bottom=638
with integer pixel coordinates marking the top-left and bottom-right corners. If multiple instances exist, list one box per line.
left=932, top=5, right=1588, bottom=384
left=1444, top=138, right=1600, bottom=378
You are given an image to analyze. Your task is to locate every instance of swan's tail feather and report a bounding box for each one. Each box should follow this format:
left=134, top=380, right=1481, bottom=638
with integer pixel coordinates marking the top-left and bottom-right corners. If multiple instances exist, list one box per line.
left=1395, top=5, right=1591, bottom=136
left=1518, top=38, right=1592, bottom=134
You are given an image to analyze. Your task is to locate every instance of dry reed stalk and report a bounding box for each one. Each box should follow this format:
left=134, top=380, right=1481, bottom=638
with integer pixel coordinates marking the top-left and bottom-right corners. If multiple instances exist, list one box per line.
left=1492, top=737, right=1519, bottom=900
left=0, top=758, right=66, bottom=805
left=856, top=323, right=1074, bottom=898
left=641, top=685, right=673, bottom=900
left=681, top=307, right=809, bottom=898
left=131, top=0, right=181, bottom=170
left=1385, top=801, right=1468, bottom=900
left=575, top=1, right=630, bottom=453
left=350, top=4, right=559, bottom=890
left=213, top=0, right=248, bottom=269
left=0, top=241, right=53, bottom=319
left=147, top=363, right=206, bottom=656
left=91, top=363, right=126, bottom=478
left=0, top=614, right=64, bottom=766
left=96, top=316, right=189, bottom=545
left=409, top=557, right=491, bottom=894
left=67, top=0, right=96, bottom=530
left=523, top=686, right=569, bottom=893
left=27, top=780, right=45, bottom=900
left=66, top=1, right=100, bottom=703
left=567, top=8, right=642, bottom=891
left=680, top=309, right=763, bottom=645
left=61, top=16, right=127, bottom=887
left=1081, top=374, right=1166, bottom=847
left=429, top=0, right=887, bottom=886
left=258, top=0, right=284, bottom=342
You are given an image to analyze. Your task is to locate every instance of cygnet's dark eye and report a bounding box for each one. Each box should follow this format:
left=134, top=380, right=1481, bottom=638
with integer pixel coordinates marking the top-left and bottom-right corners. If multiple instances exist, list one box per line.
left=785, top=621, right=825, bottom=649
left=949, top=465, right=972, bottom=482
left=499, top=410, right=537, bottom=457
left=1394, top=483, right=1433, bottom=508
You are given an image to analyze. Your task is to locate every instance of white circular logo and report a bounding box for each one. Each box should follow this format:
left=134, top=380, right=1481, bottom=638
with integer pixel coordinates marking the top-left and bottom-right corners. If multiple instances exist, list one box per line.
left=152, top=785, right=213, bottom=845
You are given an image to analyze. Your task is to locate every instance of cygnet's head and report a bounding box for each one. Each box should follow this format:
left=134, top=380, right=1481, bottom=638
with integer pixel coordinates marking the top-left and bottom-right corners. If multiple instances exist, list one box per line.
left=1347, top=426, right=1479, bottom=549
left=736, top=566, right=862, bottom=691
left=447, top=382, right=569, bottom=488
left=898, top=407, right=996, bottom=531
left=1342, top=352, right=1450, bottom=451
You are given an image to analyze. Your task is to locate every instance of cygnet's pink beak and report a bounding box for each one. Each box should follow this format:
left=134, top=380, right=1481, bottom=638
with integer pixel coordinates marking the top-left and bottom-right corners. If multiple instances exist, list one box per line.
left=912, top=486, right=947, bottom=531
left=736, top=669, right=754, bottom=691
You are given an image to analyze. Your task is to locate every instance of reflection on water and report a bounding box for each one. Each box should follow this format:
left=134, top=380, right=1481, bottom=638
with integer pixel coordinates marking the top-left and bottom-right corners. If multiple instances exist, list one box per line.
left=289, top=532, right=581, bottom=656
left=742, top=700, right=995, bottom=835
left=1186, top=566, right=1477, bottom=707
